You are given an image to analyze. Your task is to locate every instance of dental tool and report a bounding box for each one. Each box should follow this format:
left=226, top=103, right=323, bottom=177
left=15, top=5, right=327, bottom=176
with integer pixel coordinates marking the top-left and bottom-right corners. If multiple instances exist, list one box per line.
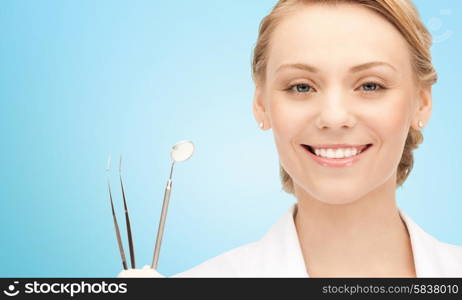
left=151, top=140, right=195, bottom=270
left=119, top=155, right=136, bottom=269
left=106, top=155, right=128, bottom=270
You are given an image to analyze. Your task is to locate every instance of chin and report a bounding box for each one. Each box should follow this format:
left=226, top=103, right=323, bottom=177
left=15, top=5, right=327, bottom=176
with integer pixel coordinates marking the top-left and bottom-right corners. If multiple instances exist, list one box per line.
left=296, top=178, right=368, bottom=205
left=315, top=194, right=361, bottom=205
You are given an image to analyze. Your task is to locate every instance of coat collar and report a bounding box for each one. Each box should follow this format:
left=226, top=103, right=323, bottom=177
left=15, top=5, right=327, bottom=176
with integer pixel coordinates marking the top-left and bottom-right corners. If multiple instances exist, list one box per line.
left=257, top=203, right=447, bottom=277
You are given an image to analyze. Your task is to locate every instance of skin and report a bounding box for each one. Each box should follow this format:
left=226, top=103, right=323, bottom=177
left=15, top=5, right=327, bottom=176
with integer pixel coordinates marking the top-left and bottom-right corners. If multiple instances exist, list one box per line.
left=253, top=3, right=432, bottom=277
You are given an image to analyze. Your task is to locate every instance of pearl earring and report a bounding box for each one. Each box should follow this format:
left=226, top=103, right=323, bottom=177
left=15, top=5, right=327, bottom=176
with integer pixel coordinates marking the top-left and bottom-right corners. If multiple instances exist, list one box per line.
left=418, top=120, right=424, bottom=129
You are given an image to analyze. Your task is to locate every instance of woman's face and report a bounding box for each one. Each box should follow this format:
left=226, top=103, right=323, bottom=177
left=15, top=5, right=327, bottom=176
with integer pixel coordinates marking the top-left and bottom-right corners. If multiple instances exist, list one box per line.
left=253, top=3, right=431, bottom=204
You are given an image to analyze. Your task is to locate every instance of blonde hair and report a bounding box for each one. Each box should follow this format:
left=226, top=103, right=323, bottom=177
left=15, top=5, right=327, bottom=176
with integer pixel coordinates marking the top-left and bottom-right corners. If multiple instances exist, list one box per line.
left=251, top=0, right=437, bottom=194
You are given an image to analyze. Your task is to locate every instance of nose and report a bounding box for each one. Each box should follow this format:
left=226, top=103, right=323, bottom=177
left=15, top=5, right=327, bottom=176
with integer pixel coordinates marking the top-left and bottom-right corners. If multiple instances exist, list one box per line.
left=314, top=90, right=356, bottom=130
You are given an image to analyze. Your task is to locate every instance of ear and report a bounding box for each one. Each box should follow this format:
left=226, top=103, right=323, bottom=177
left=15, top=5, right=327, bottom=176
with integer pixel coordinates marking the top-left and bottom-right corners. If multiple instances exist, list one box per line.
left=412, top=85, right=432, bottom=130
left=252, top=85, right=270, bottom=130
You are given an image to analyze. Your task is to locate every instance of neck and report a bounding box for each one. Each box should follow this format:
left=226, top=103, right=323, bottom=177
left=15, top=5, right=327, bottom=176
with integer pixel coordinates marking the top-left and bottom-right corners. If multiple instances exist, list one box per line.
left=293, top=176, right=416, bottom=277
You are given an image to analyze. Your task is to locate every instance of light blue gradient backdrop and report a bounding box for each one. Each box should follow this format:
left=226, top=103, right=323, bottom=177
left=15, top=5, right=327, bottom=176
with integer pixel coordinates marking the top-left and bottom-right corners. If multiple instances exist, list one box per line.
left=1, top=0, right=460, bottom=277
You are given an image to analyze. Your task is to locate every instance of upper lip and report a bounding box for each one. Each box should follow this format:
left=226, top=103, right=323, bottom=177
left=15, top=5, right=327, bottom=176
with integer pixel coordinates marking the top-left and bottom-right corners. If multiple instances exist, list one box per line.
left=304, top=144, right=373, bottom=150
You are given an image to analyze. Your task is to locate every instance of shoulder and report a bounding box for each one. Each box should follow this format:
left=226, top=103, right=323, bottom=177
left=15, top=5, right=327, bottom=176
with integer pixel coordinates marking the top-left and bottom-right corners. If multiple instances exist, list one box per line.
left=172, top=203, right=306, bottom=277
left=172, top=240, right=264, bottom=277
left=401, top=209, right=462, bottom=277
left=432, top=239, right=462, bottom=276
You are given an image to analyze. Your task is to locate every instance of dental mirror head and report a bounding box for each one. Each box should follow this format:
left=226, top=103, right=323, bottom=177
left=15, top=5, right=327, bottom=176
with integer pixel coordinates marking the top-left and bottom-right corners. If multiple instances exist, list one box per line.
left=171, top=140, right=194, bottom=162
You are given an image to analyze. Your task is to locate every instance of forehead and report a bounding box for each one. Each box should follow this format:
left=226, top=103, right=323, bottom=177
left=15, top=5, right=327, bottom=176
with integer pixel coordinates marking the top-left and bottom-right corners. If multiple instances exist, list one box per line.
left=266, top=3, right=412, bottom=77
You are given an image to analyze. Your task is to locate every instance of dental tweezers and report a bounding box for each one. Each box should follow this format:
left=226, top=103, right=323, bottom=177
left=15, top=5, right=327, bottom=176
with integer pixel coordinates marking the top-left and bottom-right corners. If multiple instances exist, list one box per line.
left=106, top=155, right=136, bottom=270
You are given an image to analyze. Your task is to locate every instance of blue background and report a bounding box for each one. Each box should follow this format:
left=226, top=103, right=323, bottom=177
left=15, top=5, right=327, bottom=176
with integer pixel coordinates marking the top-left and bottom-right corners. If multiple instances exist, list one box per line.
left=1, top=0, right=460, bottom=277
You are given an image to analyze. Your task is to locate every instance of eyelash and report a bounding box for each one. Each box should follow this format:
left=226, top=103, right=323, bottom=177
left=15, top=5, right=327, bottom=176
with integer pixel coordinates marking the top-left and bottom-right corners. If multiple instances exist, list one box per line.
left=284, top=82, right=387, bottom=96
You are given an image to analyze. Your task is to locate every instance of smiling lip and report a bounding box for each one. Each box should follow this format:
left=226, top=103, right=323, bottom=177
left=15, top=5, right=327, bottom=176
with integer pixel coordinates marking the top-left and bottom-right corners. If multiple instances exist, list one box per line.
left=309, top=144, right=369, bottom=151
left=302, top=144, right=373, bottom=168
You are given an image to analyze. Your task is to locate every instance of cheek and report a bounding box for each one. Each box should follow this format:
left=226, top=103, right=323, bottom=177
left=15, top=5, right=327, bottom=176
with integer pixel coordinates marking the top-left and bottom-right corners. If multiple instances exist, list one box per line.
left=369, top=93, right=412, bottom=146
left=364, top=93, right=413, bottom=179
left=268, top=98, right=308, bottom=146
left=267, top=98, right=309, bottom=170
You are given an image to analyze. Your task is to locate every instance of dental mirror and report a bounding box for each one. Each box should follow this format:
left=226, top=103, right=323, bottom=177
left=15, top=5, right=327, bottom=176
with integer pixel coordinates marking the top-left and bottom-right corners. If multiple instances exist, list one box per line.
left=151, top=140, right=195, bottom=269
left=171, top=140, right=194, bottom=162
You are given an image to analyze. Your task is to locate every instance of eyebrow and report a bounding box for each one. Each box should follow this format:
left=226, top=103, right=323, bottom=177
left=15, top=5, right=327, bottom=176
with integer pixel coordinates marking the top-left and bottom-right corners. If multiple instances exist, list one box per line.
left=276, top=61, right=397, bottom=73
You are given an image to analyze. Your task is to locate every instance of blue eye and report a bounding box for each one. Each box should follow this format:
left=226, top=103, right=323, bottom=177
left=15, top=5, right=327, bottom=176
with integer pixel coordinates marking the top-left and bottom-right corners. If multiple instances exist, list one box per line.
left=361, top=82, right=384, bottom=92
left=287, top=83, right=313, bottom=94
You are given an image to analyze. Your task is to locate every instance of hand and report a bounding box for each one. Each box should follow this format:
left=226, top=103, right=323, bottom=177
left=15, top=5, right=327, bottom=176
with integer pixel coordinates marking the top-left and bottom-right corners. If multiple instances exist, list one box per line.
left=117, top=265, right=165, bottom=278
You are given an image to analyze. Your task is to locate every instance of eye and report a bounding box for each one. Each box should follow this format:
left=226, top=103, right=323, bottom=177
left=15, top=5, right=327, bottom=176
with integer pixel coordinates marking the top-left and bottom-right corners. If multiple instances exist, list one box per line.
left=359, top=82, right=385, bottom=93
left=285, top=83, right=314, bottom=95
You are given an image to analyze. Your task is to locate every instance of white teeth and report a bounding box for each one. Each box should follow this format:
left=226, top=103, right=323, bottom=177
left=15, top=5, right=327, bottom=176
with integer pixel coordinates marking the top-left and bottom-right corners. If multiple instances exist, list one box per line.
left=312, top=147, right=362, bottom=158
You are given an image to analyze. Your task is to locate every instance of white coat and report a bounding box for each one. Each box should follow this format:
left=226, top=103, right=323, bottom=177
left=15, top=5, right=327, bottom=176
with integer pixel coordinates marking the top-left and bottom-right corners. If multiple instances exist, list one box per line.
left=173, top=203, right=462, bottom=277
